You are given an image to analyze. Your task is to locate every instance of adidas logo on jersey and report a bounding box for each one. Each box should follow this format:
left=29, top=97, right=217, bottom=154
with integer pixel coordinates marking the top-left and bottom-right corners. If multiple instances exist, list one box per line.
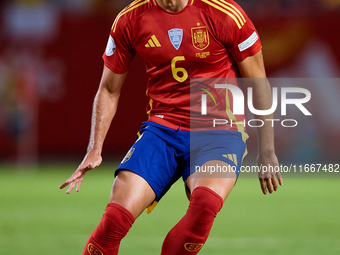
left=145, top=35, right=161, bottom=48
left=222, top=154, right=238, bottom=166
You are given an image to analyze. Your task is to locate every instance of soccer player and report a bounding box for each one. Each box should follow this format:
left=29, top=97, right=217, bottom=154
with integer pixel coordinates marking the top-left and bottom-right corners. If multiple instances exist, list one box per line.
left=60, top=0, right=283, bottom=254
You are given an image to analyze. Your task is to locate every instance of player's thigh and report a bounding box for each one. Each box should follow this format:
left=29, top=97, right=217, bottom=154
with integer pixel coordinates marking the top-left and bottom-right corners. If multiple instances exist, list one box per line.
left=186, top=160, right=237, bottom=201
left=110, top=170, right=156, bottom=219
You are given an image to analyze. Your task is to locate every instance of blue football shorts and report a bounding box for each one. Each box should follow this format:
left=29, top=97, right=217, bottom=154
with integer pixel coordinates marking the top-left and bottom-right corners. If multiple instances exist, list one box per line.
left=116, top=121, right=248, bottom=203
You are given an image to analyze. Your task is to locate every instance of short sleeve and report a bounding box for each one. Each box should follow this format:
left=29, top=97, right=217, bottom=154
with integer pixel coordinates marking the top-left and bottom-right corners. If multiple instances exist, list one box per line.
left=222, top=3, right=262, bottom=62
left=102, top=16, right=136, bottom=74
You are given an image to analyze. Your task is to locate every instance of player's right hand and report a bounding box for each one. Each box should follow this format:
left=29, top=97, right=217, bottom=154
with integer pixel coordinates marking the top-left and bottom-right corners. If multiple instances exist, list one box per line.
left=59, top=150, right=102, bottom=194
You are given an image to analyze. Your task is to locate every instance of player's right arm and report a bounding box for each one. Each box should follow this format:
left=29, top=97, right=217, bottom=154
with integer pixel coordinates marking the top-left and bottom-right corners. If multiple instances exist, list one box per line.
left=59, top=66, right=127, bottom=194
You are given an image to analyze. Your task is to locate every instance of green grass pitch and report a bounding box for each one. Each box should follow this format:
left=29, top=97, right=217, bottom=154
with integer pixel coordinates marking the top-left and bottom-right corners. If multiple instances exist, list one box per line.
left=1, top=163, right=340, bottom=254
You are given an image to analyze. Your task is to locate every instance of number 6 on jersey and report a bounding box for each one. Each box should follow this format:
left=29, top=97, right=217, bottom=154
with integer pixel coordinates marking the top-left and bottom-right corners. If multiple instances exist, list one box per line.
left=171, top=56, right=188, bottom=83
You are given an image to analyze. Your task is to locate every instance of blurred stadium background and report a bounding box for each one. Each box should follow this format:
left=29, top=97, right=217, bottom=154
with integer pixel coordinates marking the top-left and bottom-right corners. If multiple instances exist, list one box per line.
left=0, top=0, right=339, bottom=254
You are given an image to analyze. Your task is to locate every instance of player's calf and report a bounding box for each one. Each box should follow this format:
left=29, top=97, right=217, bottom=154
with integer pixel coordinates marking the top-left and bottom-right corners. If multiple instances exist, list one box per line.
left=161, top=186, right=223, bottom=255
left=83, top=203, right=135, bottom=255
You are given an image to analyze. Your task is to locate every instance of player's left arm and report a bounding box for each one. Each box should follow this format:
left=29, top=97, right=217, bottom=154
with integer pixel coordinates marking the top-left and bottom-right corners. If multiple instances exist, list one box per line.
left=237, top=50, right=283, bottom=195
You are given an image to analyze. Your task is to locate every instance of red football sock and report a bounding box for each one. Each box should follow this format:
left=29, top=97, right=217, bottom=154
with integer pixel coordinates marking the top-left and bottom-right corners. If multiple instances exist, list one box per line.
left=83, top=203, right=135, bottom=255
left=161, top=186, right=224, bottom=255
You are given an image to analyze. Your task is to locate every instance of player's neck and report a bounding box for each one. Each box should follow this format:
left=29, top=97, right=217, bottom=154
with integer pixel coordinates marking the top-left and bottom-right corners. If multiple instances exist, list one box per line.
left=156, top=0, right=189, bottom=12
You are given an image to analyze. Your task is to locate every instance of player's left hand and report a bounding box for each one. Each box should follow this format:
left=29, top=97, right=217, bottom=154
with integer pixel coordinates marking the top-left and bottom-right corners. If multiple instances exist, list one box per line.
left=256, top=153, right=283, bottom=195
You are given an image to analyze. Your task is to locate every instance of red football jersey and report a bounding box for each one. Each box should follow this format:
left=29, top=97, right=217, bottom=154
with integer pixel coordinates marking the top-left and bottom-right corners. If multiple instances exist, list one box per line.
left=103, top=0, right=262, bottom=132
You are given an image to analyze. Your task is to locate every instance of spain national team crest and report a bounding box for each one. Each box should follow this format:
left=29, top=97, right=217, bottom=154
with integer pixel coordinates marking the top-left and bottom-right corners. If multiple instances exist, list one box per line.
left=87, top=243, right=103, bottom=255
left=184, top=243, right=204, bottom=252
left=191, top=26, right=210, bottom=50
left=168, top=28, right=183, bottom=50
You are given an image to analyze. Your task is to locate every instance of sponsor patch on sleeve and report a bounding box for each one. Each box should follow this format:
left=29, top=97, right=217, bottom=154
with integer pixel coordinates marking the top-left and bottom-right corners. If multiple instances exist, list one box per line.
left=238, top=31, right=258, bottom=52
left=105, top=35, right=116, bottom=56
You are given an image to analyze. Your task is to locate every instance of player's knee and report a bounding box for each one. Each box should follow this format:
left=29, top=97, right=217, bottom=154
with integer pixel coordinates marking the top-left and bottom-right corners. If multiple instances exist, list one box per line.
left=105, top=203, right=135, bottom=224
left=189, top=186, right=224, bottom=219
left=99, top=203, right=135, bottom=241
left=84, top=203, right=135, bottom=254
